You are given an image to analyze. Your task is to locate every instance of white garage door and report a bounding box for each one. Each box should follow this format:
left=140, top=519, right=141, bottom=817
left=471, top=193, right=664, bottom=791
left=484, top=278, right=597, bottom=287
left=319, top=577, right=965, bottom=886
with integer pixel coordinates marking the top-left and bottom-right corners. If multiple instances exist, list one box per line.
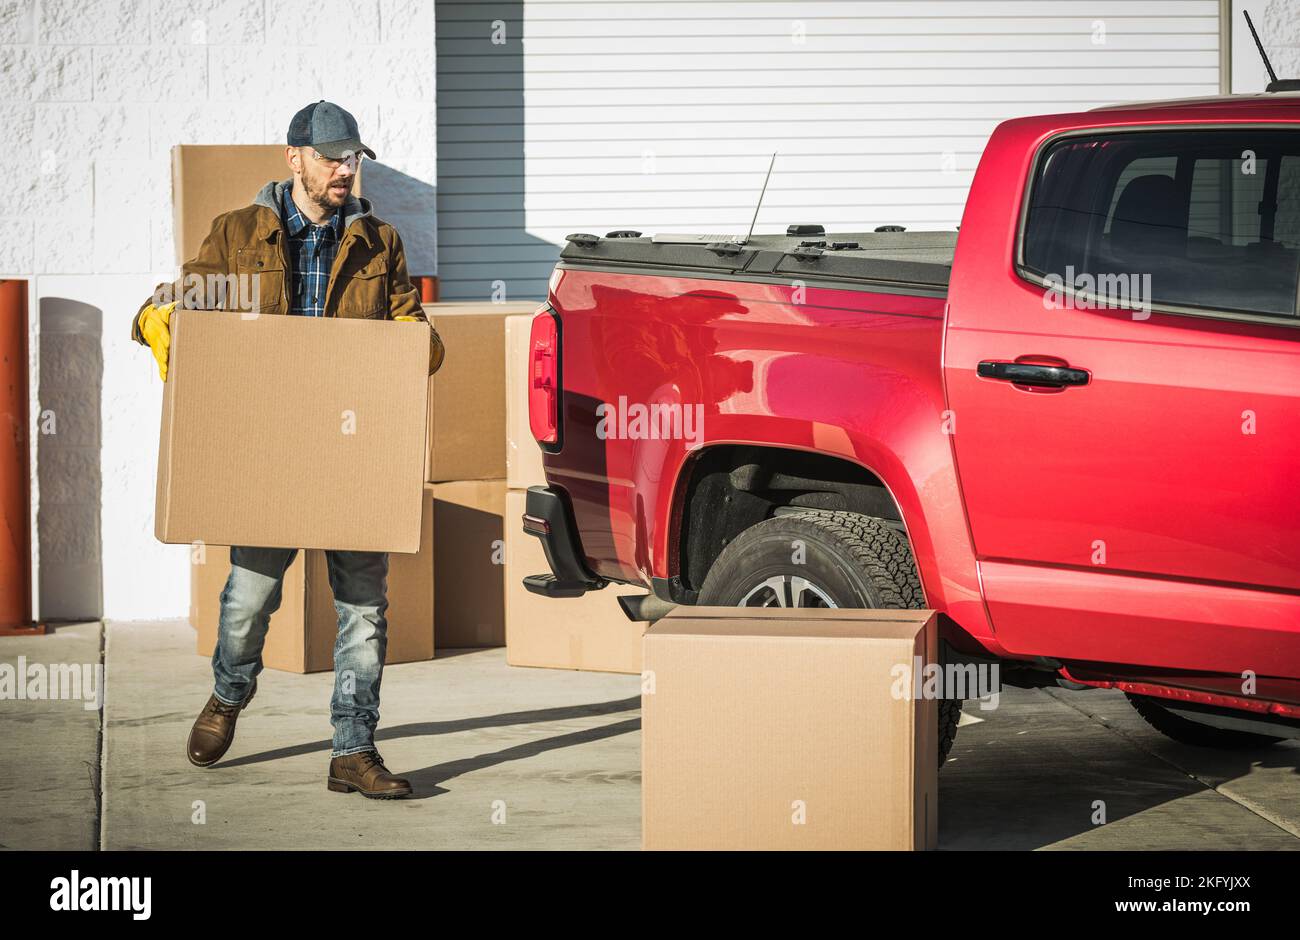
left=436, top=0, right=1223, bottom=301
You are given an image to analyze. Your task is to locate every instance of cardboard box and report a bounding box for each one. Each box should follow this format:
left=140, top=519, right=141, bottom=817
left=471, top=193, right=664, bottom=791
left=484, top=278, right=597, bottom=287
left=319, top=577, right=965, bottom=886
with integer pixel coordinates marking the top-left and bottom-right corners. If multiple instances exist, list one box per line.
left=433, top=479, right=507, bottom=647
left=191, top=486, right=435, bottom=673
left=642, top=607, right=939, bottom=851
left=505, top=313, right=547, bottom=489
left=503, top=488, right=643, bottom=673
left=422, top=302, right=537, bottom=482
left=172, top=144, right=361, bottom=265
left=156, top=309, right=429, bottom=552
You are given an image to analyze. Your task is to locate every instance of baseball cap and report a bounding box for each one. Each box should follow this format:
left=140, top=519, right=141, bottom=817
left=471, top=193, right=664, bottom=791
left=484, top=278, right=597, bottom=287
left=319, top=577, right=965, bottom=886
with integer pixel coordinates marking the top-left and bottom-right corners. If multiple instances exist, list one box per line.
left=287, top=100, right=376, bottom=161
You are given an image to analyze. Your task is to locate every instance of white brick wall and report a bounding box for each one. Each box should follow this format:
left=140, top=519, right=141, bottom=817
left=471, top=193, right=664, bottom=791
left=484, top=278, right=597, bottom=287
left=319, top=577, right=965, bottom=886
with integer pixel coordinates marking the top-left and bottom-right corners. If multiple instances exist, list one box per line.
left=2, top=0, right=437, bottom=620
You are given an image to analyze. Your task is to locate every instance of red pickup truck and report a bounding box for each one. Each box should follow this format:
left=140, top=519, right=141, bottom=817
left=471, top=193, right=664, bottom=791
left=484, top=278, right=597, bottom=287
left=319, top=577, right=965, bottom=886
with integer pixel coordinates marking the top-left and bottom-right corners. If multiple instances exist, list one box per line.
left=520, top=92, right=1300, bottom=757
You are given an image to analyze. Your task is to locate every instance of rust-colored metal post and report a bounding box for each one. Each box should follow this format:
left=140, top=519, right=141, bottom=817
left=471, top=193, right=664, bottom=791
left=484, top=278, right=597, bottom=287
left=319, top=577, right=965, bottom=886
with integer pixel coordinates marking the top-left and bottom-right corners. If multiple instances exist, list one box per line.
left=0, top=279, right=42, bottom=635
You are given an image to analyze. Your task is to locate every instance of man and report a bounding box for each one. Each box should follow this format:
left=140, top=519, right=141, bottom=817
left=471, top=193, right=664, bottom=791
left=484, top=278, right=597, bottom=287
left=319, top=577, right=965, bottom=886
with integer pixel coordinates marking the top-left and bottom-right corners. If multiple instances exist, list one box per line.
left=133, top=101, right=444, bottom=799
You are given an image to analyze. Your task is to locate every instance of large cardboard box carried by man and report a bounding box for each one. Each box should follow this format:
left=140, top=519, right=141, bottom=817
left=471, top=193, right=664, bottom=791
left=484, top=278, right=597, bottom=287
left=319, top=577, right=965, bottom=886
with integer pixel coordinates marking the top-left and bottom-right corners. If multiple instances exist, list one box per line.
left=642, top=607, right=940, bottom=851
left=155, top=310, right=429, bottom=553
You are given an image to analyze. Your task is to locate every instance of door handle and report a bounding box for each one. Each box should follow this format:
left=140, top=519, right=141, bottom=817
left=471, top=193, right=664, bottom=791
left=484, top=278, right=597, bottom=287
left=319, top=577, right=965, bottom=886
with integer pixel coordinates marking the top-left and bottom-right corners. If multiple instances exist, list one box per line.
left=977, top=361, right=1090, bottom=388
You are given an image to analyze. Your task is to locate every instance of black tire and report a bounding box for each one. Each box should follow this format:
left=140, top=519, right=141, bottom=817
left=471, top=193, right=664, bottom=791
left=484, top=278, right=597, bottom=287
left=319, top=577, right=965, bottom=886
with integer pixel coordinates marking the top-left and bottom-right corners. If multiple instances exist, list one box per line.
left=1125, top=693, right=1284, bottom=749
left=697, top=509, right=961, bottom=765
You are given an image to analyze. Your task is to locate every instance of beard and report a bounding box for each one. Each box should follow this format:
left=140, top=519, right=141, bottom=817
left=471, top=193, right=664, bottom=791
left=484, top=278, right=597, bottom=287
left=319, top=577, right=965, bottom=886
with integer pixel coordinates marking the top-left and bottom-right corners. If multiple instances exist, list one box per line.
left=303, top=170, right=352, bottom=211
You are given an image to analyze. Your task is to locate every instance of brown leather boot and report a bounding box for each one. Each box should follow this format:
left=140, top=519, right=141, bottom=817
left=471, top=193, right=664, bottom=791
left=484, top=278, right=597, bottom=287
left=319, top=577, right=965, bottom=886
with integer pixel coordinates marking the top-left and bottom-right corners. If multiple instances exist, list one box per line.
left=327, top=750, right=412, bottom=799
left=186, top=679, right=257, bottom=768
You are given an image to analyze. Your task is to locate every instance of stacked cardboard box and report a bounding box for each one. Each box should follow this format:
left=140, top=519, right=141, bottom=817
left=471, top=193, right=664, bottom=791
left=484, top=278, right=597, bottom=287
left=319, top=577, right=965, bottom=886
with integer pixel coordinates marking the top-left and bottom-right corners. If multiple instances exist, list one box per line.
left=420, top=303, right=532, bottom=648
left=501, top=313, right=645, bottom=673
left=422, top=302, right=535, bottom=483
left=432, top=479, right=506, bottom=647
left=642, top=607, right=939, bottom=850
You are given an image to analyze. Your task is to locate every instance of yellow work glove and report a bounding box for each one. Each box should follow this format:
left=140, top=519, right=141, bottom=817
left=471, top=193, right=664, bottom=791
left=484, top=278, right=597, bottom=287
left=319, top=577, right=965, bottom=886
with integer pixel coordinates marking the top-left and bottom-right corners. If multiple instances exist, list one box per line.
left=393, top=315, right=419, bottom=321
left=137, top=302, right=176, bottom=381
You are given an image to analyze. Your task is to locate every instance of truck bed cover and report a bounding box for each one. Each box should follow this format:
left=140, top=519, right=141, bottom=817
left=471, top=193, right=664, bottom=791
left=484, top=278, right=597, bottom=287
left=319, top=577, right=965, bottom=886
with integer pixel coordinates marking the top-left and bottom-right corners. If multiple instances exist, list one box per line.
left=558, top=230, right=957, bottom=295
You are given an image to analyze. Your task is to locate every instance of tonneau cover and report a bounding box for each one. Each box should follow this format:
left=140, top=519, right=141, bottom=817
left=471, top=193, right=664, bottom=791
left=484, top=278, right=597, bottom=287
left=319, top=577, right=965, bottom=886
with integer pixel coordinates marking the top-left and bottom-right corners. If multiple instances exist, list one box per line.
left=558, top=230, right=956, bottom=292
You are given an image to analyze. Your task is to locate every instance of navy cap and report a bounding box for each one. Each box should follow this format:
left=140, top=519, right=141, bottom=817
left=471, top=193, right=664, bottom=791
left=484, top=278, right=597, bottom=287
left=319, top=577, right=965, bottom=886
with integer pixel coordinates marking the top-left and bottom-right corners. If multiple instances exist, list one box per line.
left=287, top=100, right=376, bottom=160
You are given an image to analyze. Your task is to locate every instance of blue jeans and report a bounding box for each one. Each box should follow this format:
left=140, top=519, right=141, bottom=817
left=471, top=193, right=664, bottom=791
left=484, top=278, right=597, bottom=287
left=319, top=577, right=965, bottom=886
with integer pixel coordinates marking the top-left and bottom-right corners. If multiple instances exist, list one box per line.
left=210, top=546, right=390, bottom=757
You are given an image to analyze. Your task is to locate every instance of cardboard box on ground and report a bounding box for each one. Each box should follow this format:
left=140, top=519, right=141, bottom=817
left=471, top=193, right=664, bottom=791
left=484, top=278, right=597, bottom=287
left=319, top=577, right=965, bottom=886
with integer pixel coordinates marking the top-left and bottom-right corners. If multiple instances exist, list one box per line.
left=432, top=480, right=507, bottom=648
left=190, top=486, right=435, bottom=673
left=642, top=608, right=939, bottom=851
left=503, top=489, right=644, bottom=673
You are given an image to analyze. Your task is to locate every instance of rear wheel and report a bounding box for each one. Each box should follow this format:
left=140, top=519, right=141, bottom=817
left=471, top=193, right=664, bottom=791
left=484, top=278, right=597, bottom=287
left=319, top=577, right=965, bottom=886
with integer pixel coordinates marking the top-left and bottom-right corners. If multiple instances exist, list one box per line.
left=697, top=509, right=961, bottom=764
left=1125, top=693, right=1284, bottom=749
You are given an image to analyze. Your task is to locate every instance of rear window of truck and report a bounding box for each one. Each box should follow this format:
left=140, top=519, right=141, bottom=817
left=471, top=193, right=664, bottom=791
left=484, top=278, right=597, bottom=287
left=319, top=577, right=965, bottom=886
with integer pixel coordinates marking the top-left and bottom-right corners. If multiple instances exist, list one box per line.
left=1021, top=128, right=1300, bottom=321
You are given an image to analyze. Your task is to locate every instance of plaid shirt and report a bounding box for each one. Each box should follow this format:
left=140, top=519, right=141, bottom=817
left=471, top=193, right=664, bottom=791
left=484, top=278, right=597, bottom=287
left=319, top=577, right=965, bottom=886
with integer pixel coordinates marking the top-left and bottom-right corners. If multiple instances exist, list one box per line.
left=282, top=186, right=344, bottom=317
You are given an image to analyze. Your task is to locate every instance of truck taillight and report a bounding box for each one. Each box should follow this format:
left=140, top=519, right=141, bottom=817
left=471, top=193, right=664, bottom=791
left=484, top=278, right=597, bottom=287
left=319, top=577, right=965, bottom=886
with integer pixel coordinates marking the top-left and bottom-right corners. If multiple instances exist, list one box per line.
left=528, top=309, right=560, bottom=446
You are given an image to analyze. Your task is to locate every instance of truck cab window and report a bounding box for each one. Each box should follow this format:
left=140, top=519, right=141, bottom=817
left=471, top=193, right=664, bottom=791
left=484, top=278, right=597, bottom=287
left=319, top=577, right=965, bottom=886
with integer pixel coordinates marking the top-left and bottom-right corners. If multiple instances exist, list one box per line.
left=1022, top=130, right=1300, bottom=320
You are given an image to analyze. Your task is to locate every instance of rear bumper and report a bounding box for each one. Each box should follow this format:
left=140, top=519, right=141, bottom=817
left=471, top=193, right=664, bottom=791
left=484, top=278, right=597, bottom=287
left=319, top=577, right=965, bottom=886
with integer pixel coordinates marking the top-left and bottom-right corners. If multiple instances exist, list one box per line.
left=520, top=485, right=607, bottom=598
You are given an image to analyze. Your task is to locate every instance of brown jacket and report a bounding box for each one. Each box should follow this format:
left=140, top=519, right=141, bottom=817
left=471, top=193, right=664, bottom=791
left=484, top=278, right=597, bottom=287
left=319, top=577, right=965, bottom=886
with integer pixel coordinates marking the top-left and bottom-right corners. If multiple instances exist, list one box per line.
left=133, top=179, right=444, bottom=374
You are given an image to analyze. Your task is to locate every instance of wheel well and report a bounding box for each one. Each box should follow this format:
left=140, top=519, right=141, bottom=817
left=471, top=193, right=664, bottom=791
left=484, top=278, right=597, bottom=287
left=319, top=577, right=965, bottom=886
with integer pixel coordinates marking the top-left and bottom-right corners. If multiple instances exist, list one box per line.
left=675, top=445, right=904, bottom=594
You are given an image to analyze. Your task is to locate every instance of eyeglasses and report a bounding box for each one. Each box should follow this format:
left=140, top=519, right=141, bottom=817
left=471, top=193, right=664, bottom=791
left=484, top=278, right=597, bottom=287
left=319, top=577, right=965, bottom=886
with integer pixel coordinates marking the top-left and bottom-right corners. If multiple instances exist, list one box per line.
left=309, top=149, right=363, bottom=170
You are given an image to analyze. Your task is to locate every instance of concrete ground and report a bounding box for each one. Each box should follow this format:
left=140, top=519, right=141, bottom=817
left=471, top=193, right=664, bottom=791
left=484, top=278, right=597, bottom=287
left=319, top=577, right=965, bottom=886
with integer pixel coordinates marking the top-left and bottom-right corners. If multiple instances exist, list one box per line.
left=2, top=620, right=1297, bottom=850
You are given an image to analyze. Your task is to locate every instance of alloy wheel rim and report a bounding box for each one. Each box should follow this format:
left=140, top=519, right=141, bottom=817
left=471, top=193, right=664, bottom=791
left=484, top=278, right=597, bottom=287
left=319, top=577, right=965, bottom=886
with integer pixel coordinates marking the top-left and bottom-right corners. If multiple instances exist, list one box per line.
left=738, top=574, right=838, bottom=608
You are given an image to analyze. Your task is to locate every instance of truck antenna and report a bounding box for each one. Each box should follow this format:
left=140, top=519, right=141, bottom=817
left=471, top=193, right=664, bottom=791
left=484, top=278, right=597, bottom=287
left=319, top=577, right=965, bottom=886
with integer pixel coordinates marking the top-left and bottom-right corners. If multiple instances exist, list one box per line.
left=1243, top=10, right=1279, bottom=86
left=743, top=153, right=777, bottom=245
